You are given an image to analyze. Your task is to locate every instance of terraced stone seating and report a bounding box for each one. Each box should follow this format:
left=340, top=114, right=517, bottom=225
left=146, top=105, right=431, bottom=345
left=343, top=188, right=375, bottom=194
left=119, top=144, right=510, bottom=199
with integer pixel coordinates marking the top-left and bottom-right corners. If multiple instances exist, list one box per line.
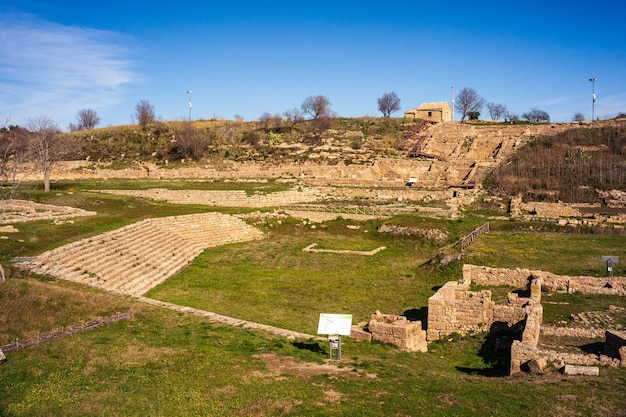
left=95, top=189, right=322, bottom=208
left=16, top=212, right=263, bottom=296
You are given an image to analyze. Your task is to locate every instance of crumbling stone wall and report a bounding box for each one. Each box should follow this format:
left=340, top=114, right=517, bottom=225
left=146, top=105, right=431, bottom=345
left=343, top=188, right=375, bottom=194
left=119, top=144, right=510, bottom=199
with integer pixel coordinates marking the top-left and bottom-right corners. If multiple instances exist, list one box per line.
left=354, top=312, right=427, bottom=352
left=510, top=302, right=544, bottom=375
left=426, top=277, right=495, bottom=342
left=463, top=264, right=626, bottom=296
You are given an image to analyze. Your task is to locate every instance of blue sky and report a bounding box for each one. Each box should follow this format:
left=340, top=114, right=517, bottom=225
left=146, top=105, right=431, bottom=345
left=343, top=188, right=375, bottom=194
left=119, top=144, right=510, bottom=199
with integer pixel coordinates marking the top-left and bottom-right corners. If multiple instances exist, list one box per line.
left=1, top=0, right=625, bottom=129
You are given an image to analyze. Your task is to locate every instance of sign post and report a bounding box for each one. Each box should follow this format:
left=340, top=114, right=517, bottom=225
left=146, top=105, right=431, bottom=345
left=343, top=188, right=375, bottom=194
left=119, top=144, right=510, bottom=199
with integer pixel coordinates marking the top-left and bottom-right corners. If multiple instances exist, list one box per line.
left=601, top=256, right=619, bottom=277
left=317, top=313, right=352, bottom=360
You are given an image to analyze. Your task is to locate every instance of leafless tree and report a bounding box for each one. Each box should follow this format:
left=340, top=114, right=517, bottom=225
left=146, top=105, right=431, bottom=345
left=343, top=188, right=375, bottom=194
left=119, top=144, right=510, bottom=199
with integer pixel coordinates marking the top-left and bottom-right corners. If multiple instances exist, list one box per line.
left=377, top=92, right=401, bottom=117
left=174, top=121, right=210, bottom=159
left=0, top=117, right=30, bottom=204
left=25, top=115, right=64, bottom=192
left=522, top=108, right=550, bottom=123
left=455, top=87, right=485, bottom=122
left=486, top=102, right=507, bottom=121
left=76, top=108, right=101, bottom=130
left=504, top=111, right=519, bottom=122
left=300, top=95, right=335, bottom=144
left=283, top=108, right=304, bottom=133
left=301, top=95, right=332, bottom=120
left=135, top=100, right=156, bottom=128
left=259, top=112, right=282, bottom=131
left=573, top=112, right=585, bottom=122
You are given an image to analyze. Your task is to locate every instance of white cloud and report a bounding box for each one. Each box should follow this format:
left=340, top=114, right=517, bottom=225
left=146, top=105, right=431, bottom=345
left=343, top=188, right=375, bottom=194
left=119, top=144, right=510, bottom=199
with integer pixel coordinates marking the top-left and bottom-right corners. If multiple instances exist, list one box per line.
left=0, top=13, right=139, bottom=128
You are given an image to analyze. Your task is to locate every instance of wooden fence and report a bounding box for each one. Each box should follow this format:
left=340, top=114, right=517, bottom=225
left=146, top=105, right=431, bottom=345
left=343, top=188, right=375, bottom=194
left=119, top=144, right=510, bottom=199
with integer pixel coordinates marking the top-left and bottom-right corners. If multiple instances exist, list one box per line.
left=458, top=222, right=490, bottom=251
left=1, top=311, right=133, bottom=353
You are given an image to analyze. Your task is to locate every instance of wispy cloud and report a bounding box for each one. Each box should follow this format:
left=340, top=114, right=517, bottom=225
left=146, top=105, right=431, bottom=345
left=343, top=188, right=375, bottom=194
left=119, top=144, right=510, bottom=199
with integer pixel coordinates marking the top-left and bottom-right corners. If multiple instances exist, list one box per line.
left=0, top=13, right=139, bottom=128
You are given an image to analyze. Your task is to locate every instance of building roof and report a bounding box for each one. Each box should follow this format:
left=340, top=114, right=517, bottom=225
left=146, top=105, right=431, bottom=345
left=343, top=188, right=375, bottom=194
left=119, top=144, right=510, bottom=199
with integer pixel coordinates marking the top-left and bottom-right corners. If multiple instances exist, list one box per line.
left=417, top=102, right=451, bottom=110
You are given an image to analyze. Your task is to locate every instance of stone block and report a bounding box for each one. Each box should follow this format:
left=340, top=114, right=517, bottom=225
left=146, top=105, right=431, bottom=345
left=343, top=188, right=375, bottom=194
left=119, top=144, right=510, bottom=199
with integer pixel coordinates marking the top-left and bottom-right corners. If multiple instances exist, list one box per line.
left=527, top=358, right=547, bottom=373
left=0, top=347, right=5, bottom=363
left=349, top=325, right=372, bottom=342
left=563, top=365, right=599, bottom=376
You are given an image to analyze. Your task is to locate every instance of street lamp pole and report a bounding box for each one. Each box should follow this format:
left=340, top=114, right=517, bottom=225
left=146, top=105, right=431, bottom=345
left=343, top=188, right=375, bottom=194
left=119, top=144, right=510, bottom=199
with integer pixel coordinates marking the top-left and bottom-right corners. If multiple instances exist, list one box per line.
left=187, top=90, right=193, bottom=121
left=589, top=78, right=597, bottom=122
left=451, top=86, right=455, bottom=122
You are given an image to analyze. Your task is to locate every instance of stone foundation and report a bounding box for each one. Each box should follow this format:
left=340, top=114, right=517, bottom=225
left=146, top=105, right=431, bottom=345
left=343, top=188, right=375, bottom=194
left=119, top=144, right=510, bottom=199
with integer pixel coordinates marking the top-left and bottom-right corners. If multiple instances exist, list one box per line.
left=463, top=264, right=626, bottom=296
left=349, top=312, right=427, bottom=352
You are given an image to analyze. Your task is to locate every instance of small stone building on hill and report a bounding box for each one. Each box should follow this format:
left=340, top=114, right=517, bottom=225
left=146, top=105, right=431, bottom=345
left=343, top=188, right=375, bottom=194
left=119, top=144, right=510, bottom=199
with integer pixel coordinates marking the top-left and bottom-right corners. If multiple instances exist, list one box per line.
left=404, top=102, right=452, bottom=123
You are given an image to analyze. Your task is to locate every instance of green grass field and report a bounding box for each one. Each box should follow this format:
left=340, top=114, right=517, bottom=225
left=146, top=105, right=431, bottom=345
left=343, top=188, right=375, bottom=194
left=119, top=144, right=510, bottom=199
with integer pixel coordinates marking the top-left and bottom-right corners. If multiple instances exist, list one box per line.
left=1, top=181, right=625, bottom=416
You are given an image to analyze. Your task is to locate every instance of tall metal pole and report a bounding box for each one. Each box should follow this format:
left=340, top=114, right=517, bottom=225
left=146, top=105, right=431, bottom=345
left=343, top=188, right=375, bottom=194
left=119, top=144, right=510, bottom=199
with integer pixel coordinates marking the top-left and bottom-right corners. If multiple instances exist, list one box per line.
left=451, top=86, right=455, bottom=122
left=187, top=90, right=193, bottom=121
left=589, top=78, right=597, bottom=122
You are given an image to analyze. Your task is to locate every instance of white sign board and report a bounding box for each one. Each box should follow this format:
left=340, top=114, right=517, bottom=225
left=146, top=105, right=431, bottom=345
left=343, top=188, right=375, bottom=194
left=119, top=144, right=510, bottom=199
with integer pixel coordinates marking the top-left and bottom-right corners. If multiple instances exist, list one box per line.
left=317, top=313, right=353, bottom=336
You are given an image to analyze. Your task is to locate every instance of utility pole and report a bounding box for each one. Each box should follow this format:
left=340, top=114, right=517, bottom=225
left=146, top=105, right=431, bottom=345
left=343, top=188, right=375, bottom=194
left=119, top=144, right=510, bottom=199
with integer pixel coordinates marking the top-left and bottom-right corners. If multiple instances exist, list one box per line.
left=451, top=86, right=455, bottom=122
left=589, top=78, right=597, bottom=123
left=187, top=90, right=193, bottom=121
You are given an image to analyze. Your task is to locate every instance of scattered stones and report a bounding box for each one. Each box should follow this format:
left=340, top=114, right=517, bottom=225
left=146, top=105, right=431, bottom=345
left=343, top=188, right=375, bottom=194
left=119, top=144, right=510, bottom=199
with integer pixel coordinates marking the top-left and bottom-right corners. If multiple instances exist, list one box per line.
left=377, top=224, right=449, bottom=242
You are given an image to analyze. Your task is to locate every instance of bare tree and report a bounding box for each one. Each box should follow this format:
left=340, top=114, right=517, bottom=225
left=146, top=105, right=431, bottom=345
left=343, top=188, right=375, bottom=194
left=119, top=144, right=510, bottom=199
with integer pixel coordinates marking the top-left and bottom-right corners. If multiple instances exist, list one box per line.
left=283, top=108, right=304, bottom=133
left=301, top=95, right=332, bottom=120
left=76, top=108, right=100, bottom=130
left=0, top=117, right=30, bottom=204
left=573, top=112, right=585, bottom=122
left=521, top=108, right=550, bottom=122
left=25, top=115, right=63, bottom=192
left=504, top=111, right=519, bottom=122
left=486, top=102, right=507, bottom=121
left=377, top=92, right=401, bottom=117
left=259, top=112, right=282, bottom=131
left=174, top=121, right=209, bottom=160
left=455, top=87, right=485, bottom=122
left=135, top=100, right=156, bottom=128
left=300, top=95, right=335, bottom=144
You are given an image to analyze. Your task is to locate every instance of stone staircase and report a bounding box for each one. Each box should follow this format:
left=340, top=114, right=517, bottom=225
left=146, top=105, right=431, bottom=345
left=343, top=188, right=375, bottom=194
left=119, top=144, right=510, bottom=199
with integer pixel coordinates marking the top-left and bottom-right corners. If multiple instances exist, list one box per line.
left=16, top=212, right=264, bottom=296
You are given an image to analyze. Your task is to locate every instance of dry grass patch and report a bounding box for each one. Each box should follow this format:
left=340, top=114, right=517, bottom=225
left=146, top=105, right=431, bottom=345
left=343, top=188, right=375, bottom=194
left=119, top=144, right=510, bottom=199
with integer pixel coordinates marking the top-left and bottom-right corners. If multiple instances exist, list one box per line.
left=0, top=275, right=133, bottom=341
left=253, top=352, right=377, bottom=381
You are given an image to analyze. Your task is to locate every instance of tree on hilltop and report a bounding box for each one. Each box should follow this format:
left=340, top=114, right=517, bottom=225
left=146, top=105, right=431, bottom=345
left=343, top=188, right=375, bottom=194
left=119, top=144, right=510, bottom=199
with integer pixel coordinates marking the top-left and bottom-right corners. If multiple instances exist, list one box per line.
left=301, top=95, right=332, bottom=120
left=135, top=100, right=156, bottom=128
left=301, top=95, right=335, bottom=144
left=456, top=87, right=485, bottom=122
left=76, top=108, right=101, bottom=130
left=522, top=108, right=550, bottom=123
left=377, top=92, right=401, bottom=117
left=487, top=102, right=507, bottom=121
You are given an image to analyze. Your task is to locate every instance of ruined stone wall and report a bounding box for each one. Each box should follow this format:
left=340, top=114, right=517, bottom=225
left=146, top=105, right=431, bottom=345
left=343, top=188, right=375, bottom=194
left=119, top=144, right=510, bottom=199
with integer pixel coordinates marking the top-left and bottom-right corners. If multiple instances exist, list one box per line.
left=463, top=264, right=626, bottom=296
left=426, top=277, right=495, bottom=341
left=368, top=313, right=427, bottom=352
left=510, top=303, right=544, bottom=375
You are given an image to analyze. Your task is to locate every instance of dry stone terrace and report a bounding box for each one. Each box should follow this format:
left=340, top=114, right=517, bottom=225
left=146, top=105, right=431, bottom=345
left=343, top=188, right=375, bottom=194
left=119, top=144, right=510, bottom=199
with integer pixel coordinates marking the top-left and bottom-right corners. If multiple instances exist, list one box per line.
left=0, top=199, right=96, bottom=224
left=15, top=212, right=263, bottom=297
left=94, top=187, right=324, bottom=208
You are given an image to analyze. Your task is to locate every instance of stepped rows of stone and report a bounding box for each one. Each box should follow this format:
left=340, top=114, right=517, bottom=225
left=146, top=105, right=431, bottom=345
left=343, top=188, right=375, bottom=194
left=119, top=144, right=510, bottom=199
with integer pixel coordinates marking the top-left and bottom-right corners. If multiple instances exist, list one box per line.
left=0, top=199, right=97, bottom=224
left=16, top=212, right=263, bottom=296
left=94, top=188, right=324, bottom=208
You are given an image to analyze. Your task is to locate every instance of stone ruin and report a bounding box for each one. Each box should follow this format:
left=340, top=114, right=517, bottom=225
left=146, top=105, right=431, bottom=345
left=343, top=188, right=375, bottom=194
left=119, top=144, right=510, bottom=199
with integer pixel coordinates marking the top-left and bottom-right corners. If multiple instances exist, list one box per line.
left=351, top=264, right=626, bottom=375
left=350, top=311, right=427, bottom=352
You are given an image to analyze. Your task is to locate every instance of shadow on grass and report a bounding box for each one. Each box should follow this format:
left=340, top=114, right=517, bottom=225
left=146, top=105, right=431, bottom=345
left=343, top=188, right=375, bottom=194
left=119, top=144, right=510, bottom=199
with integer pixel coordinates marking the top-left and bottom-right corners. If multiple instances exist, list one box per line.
left=403, top=307, right=428, bottom=324
left=456, top=321, right=523, bottom=377
left=292, top=341, right=325, bottom=354
left=580, top=341, right=604, bottom=355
